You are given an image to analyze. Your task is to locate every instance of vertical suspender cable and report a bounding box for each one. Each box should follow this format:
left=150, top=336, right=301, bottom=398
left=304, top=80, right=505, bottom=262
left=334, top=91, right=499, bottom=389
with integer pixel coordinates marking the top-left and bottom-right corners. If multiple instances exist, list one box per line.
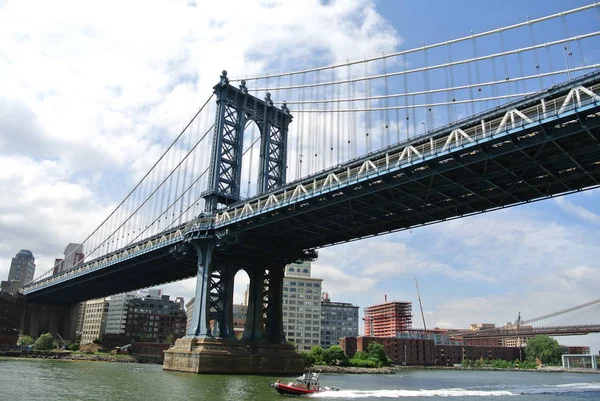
left=517, top=48, right=527, bottom=94
left=411, top=90, right=417, bottom=138
left=172, top=120, right=186, bottom=228
left=394, top=96, right=400, bottom=144
left=403, top=52, right=409, bottom=140
left=472, top=31, right=485, bottom=113
left=444, top=42, right=452, bottom=124
left=347, top=60, right=352, bottom=159
left=330, top=67, right=335, bottom=168
left=350, top=62, right=356, bottom=158
left=178, top=113, right=195, bottom=227
left=298, top=72, right=306, bottom=179
left=447, top=42, right=456, bottom=123
left=527, top=16, right=544, bottom=90
left=561, top=14, right=573, bottom=81
left=336, top=69, right=341, bottom=165
left=424, top=44, right=435, bottom=131
left=247, top=84, right=256, bottom=197
left=185, top=114, right=200, bottom=221
left=364, top=59, right=371, bottom=153
left=499, top=29, right=514, bottom=95
left=467, top=31, right=476, bottom=116
left=163, top=130, right=175, bottom=228
left=287, top=71, right=294, bottom=181
left=320, top=73, right=326, bottom=171
left=312, top=69, right=317, bottom=174
left=545, top=37, right=556, bottom=85
left=490, top=39, right=500, bottom=107
left=382, top=53, right=389, bottom=148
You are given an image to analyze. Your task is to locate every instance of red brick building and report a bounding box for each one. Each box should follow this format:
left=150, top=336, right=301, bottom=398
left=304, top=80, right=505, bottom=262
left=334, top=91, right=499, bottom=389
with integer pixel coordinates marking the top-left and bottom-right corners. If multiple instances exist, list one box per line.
left=340, top=336, right=435, bottom=365
left=0, top=291, right=25, bottom=348
left=339, top=336, right=521, bottom=366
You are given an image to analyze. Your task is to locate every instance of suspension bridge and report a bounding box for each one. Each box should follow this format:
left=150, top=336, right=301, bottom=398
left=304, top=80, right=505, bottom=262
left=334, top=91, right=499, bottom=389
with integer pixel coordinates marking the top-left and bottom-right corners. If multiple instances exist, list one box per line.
left=19, top=3, right=600, bottom=373
left=458, top=298, right=600, bottom=339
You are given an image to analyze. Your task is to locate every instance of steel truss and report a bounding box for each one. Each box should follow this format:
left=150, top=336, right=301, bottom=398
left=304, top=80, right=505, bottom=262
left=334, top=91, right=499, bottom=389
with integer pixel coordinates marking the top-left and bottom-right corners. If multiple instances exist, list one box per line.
left=203, top=71, right=292, bottom=210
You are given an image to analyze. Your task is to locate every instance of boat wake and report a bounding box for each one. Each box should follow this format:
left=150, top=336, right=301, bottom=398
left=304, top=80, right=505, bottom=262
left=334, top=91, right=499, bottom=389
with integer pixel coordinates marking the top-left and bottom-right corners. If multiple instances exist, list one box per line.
left=310, top=381, right=600, bottom=398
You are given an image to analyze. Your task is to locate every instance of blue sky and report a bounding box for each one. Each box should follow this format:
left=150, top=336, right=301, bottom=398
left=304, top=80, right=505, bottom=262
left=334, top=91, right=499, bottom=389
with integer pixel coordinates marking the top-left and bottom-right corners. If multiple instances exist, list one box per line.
left=0, top=0, right=599, bottom=351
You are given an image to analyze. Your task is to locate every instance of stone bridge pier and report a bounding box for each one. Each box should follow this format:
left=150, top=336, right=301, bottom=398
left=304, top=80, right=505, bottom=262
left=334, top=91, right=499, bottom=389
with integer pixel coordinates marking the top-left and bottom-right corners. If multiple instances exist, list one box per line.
left=163, top=72, right=303, bottom=374
left=21, top=302, right=78, bottom=342
left=163, top=240, right=304, bottom=374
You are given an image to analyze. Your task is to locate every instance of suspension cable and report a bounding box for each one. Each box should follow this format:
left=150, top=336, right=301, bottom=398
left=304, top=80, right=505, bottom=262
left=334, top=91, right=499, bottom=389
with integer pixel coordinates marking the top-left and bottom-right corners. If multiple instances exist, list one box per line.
left=230, top=3, right=599, bottom=82
left=247, top=32, right=600, bottom=92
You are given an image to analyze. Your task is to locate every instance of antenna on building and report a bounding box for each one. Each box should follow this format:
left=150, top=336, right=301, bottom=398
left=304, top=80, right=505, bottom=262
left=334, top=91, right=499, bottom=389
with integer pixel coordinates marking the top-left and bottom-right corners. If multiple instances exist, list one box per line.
left=415, top=278, right=427, bottom=332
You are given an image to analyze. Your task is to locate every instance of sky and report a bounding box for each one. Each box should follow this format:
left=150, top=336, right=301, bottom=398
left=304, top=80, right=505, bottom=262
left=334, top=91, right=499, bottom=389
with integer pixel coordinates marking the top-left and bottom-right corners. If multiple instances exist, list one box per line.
left=1, top=0, right=599, bottom=351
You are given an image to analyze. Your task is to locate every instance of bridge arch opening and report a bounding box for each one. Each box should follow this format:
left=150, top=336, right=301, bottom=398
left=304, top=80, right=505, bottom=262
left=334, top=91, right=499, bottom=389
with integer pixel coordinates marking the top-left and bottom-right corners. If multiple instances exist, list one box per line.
left=233, top=268, right=251, bottom=339
left=240, top=120, right=262, bottom=199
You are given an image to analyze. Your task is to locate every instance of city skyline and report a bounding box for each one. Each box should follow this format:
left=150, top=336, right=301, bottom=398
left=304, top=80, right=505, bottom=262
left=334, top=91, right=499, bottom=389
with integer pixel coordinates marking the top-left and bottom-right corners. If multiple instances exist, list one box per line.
left=1, top=0, right=599, bottom=353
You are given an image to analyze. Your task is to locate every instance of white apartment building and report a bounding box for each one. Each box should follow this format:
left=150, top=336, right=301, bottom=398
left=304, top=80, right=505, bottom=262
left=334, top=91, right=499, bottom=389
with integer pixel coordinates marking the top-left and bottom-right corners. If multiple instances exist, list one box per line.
left=282, top=261, right=323, bottom=351
left=80, top=298, right=109, bottom=346
left=104, top=292, right=137, bottom=334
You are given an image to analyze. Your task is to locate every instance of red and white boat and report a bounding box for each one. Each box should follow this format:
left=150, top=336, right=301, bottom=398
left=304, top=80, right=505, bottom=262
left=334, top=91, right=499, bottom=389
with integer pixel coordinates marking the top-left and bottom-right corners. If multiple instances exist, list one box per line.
left=271, top=373, right=340, bottom=396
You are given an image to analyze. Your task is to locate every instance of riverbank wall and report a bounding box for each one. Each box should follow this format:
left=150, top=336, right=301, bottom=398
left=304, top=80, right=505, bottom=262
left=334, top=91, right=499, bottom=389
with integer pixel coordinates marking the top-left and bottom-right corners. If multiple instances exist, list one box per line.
left=0, top=350, right=137, bottom=363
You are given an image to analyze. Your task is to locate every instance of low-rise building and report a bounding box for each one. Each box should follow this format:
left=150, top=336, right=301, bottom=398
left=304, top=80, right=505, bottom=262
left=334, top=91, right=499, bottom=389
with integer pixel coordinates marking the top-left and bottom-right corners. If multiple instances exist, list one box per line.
left=397, top=328, right=464, bottom=345
left=124, top=293, right=186, bottom=343
left=561, top=345, right=591, bottom=355
left=339, top=336, right=521, bottom=366
left=233, top=304, right=247, bottom=338
left=0, top=291, right=25, bottom=348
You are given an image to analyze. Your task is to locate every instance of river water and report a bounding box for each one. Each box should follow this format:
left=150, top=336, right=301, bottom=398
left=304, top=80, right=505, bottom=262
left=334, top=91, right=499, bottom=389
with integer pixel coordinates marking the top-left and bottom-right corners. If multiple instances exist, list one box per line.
left=1, top=359, right=599, bottom=400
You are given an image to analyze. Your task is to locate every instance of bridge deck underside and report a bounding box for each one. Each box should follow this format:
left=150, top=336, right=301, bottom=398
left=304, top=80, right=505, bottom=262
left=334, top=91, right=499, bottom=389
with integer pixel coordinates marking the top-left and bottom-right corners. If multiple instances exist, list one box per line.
left=26, top=247, right=198, bottom=305
left=226, top=106, right=600, bottom=253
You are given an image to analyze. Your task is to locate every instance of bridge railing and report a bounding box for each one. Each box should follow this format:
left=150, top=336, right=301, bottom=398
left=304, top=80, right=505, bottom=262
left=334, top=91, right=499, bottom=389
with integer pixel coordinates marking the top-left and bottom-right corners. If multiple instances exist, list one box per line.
left=214, top=74, right=600, bottom=228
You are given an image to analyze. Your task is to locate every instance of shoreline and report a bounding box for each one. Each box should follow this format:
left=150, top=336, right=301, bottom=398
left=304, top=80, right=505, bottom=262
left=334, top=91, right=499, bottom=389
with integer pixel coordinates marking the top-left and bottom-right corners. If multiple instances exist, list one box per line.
left=306, top=364, right=600, bottom=375
left=3, top=353, right=598, bottom=374
left=0, top=350, right=144, bottom=364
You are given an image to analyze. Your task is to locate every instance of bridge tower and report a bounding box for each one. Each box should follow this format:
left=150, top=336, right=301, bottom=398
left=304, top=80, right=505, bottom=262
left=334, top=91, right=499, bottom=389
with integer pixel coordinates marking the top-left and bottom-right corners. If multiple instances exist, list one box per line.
left=164, top=72, right=303, bottom=374
left=202, top=70, right=292, bottom=210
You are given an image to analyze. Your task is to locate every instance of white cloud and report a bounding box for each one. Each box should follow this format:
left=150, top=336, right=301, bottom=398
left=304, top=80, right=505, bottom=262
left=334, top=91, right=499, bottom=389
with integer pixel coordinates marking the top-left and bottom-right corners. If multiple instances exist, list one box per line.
left=555, top=197, right=600, bottom=224
left=0, top=0, right=400, bottom=282
left=1, top=0, right=599, bottom=353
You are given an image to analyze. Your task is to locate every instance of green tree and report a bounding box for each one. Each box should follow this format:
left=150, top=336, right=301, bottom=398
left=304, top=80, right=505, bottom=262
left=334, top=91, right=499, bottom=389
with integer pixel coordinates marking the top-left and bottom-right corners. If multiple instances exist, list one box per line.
left=309, top=346, right=325, bottom=365
left=367, top=342, right=387, bottom=361
left=299, top=350, right=315, bottom=366
left=352, top=351, right=368, bottom=360
left=18, top=335, right=34, bottom=347
left=323, top=345, right=349, bottom=366
left=165, top=334, right=175, bottom=344
left=34, top=333, right=55, bottom=350
left=67, top=343, right=80, bottom=351
left=524, top=335, right=562, bottom=365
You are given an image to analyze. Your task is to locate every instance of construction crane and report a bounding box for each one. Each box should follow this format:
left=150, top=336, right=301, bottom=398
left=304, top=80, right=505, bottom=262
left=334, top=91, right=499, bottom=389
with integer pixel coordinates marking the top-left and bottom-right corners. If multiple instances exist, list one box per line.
left=415, top=278, right=427, bottom=333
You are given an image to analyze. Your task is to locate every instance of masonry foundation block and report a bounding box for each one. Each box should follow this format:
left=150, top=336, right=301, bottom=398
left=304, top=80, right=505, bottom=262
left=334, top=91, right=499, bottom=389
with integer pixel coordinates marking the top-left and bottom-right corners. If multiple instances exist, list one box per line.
left=163, top=337, right=305, bottom=374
